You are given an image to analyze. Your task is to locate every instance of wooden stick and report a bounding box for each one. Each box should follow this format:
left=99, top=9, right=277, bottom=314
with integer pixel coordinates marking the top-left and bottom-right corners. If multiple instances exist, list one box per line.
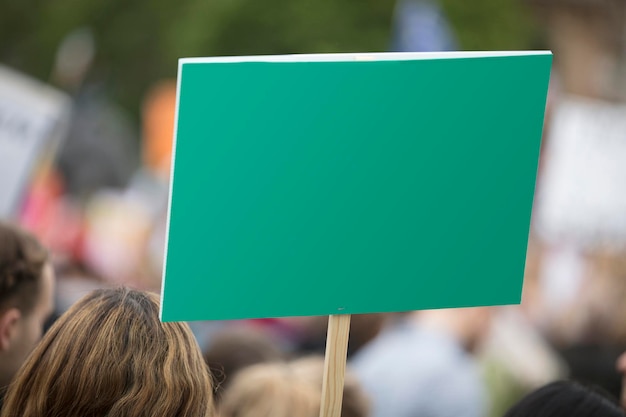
left=319, top=314, right=352, bottom=417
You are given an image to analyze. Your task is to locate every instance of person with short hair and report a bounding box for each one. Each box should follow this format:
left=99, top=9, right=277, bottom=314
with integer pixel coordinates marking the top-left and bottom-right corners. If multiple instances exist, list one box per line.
left=1, top=288, right=215, bottom=417
left=0, top=222, right=55, bottom=405
left=503, top=380, right=625, bottom=417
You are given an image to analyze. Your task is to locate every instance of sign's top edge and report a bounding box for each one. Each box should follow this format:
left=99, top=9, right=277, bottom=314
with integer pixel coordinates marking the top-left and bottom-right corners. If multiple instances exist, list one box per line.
left=179, top=51, right=552, bottom=65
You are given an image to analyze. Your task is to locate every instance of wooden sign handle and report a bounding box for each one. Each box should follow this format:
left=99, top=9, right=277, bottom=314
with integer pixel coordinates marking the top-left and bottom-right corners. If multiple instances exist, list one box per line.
left=319, top=314, right=351, bottom=417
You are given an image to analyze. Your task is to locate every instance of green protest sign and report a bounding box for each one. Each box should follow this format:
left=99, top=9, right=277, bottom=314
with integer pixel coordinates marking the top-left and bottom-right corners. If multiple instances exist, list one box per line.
left=161, top=51, right=552, bottom=322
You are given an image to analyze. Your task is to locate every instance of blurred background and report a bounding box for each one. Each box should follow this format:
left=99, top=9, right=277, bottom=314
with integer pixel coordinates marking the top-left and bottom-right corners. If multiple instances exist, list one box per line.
left=2, top=0, right=626, bottom=416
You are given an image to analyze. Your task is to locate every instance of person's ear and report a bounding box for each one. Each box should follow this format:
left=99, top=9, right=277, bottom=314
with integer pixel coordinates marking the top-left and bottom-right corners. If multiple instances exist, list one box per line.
left=0, top=308, right=21, bottom=352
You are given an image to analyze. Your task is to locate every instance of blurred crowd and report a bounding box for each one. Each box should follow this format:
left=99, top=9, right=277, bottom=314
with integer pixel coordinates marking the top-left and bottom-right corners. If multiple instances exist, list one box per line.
left=1, top=0, right=626, bottom=416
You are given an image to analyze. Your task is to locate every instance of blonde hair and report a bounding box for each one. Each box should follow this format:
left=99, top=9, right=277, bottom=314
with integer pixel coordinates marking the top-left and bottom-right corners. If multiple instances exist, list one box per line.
left=219, top=356, right=369, bottom=417
left=220, top=361, right=319, bottom=417
left=290, top=356, right=370, bottom=417
left=1, top=288, right=214, bottom=417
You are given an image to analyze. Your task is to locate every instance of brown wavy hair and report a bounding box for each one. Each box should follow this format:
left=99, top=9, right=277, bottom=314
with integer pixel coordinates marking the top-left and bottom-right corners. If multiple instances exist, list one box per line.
left=0, top=288, right=214, bottom=417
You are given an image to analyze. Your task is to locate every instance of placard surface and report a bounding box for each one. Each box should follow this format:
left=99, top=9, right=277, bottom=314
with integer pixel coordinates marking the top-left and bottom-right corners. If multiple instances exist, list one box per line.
left=162, top=52, right=552, bottom=321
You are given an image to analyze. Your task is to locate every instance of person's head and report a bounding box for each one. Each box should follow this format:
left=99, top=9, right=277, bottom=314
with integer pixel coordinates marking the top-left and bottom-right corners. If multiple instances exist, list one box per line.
left=414, top=307, right=493, bottom=353
left=0, top=222, right=55, bottom=389
left=290, top=356, right=370, bottom=417
left=1, top=288, right=214, bottom=417
left=219, top=361, right=319, bottom=417
left=204, top=325, right=285, bottom=400
left=293, top=314, right=388, bottom=358
left=219, top=356, right=369, bottom=417
left=503, top=380, right=624, bottom=417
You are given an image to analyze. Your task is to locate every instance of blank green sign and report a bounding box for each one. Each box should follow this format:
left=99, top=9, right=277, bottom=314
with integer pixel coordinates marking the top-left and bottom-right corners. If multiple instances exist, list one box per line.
left=161, top=52, right=552, bottom=322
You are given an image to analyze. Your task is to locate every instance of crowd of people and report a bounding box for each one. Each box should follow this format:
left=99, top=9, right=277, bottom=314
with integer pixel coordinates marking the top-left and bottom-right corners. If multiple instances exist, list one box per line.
left=1, top=3, right=624, bottom=414
left=0, top=221, right=625, bottom=417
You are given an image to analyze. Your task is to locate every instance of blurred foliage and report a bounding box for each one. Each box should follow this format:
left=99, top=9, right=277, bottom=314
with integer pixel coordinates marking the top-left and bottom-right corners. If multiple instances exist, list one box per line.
left=441, top=0, right=540, bottom=50
left=0, top=0, right=538, bottom=122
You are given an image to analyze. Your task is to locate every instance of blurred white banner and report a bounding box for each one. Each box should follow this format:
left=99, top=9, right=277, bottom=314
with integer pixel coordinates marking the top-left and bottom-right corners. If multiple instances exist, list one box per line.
left=0, top=65, right=71, bottom=218
left=536, top=95, right=626, bottom=248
